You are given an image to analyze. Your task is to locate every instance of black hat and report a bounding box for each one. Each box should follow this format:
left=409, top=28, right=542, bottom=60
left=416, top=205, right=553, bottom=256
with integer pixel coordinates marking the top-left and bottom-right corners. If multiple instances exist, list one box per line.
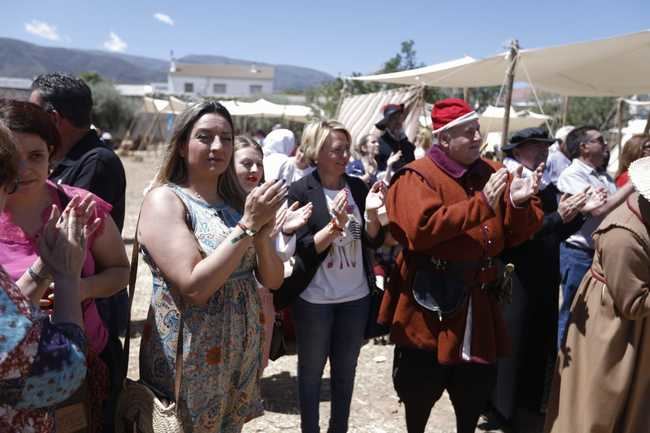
left=502, top=127, right=556, bottom=151
left=375, top=103, right=404, bottom=130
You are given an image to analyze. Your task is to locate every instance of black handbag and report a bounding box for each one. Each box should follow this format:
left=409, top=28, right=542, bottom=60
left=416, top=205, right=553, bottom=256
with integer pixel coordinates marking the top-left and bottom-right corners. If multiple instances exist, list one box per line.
left=268, top=308, right=297, bottom=361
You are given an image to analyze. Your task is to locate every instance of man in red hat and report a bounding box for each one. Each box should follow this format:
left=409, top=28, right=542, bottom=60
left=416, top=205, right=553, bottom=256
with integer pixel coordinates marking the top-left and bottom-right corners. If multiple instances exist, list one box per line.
left=378, top=98, right=544, bottom=433
left=374, top=103, right=415, bottom=173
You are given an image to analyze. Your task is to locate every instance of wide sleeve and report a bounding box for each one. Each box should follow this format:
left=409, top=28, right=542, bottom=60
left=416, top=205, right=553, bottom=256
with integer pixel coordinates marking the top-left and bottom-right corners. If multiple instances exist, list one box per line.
left=0, top=281, right=87, bottom=409
left=386, top=170, right=495, bottom=252
left=274, top=233, right=296, bottom=262
left=599, top=228, right=650, bottom=320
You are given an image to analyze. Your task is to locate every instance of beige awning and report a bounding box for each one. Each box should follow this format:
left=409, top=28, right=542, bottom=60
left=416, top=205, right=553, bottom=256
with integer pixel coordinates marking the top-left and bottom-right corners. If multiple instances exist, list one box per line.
left=350, top=30, right=650, bottom=97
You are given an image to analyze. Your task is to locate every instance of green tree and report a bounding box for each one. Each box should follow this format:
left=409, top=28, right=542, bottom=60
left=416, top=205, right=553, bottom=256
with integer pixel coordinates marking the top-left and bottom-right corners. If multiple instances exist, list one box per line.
left=79, top=71, right=104, bottom=86
left=308, top=40, right=434, bottom=117
left=565, top=97, right=619, bottom=129
left=79, top=73, right=137, bottom=137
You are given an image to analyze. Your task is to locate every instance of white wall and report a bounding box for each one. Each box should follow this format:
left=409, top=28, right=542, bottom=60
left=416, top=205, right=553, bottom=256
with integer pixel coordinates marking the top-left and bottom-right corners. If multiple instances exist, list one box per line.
left=168, top=75, right=273, bottom=97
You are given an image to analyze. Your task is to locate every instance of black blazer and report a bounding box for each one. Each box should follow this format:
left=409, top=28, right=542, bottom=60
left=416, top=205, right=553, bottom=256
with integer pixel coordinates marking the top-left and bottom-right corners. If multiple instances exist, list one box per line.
left=273, top=170, right=385, bottom=309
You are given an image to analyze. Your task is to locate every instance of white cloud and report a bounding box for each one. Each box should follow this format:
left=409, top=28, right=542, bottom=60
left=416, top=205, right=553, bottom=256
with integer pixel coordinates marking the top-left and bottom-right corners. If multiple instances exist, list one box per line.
left=153, top=13, right=174, bottom=26
left=104, top=32, right=127, bottom=52
left=24, top=20, right=60, bottom=41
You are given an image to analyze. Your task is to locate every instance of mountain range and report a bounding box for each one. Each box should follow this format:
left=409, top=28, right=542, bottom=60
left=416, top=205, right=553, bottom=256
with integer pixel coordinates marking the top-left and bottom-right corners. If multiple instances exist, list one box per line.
left=0, top=37, right=334, bottom=92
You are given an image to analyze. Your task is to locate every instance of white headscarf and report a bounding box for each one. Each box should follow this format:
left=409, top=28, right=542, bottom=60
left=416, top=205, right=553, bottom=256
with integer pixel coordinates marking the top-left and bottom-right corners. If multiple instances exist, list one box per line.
left=262, top=129, right=295, bottom=157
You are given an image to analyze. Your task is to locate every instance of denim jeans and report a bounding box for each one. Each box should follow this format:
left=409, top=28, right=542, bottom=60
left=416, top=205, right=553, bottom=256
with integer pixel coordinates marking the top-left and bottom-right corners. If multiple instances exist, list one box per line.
left=558, top=243, right=594, bottom=348
left=292, top=295, right=370, bottom=433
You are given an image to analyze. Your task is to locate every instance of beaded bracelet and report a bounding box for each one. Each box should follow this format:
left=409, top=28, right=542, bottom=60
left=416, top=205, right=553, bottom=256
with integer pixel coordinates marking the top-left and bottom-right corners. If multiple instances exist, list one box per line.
left=28, top=265, right=51, bottom=283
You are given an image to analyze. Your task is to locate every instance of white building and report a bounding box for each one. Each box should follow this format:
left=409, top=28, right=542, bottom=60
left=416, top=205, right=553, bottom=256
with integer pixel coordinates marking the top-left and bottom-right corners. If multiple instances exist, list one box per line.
left=169, top=63, right=274, bottom=98
left=0, top=77, right=32, bottom=100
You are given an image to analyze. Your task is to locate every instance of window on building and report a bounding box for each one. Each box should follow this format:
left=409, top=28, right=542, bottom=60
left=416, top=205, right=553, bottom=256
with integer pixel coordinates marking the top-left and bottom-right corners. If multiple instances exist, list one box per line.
left=184, top=82, right=194, bottom=93
left=249, top=85, right=263, bottom=95
left=213, top=83, right=227, bottom=94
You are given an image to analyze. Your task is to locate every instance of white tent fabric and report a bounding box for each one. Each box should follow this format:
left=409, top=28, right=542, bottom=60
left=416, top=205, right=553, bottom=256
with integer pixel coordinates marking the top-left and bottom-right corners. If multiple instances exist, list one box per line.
left=350, top=30, right=650, bottom=97
left=479, top=106, right=552, bottom=135
left=623, top=99, right=650, bottom=107
left=141, top=97, right=312, bottom=121
left=143, top=97, right=172, bottom=114
left=606, top=118, right=649, bottom=176
left=336, top=86, right=424, bottom=149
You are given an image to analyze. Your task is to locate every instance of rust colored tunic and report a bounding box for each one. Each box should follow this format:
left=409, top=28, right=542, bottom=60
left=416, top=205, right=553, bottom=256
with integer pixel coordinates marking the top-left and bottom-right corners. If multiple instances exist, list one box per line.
left=545, top=195, right=650, bottom=433
left=378, top=150, right=544, bottom=364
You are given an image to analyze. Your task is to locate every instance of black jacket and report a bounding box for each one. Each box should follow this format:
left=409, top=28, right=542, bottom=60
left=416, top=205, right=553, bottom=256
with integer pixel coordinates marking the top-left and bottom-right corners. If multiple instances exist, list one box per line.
left=495, top=183, right=585, bottom=414
left=375, top=131, right=415, bottom=172
left=273, top=171, right=385, bottom=309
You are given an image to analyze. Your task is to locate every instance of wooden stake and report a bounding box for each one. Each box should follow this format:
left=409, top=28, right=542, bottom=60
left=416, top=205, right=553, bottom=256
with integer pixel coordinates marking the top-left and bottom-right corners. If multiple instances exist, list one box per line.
left=500, top=40, right=519, bottom=157
left=561, top=96, right=569, bottom=126
left=615, top=98, right=624, bottom=150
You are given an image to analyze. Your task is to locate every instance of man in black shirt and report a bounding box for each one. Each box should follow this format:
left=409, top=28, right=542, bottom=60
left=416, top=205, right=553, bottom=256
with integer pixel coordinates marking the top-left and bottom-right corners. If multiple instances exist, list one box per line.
left=30, top=73, right=126, bottom=231
left=30, top=72, right=127, bottom=432
left=374, top=103, right=415, bottom=172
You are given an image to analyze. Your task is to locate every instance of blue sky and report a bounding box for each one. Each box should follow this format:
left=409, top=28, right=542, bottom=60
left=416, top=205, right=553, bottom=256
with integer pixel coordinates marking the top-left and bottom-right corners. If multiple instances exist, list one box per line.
left=2, top=0, right=649, bottom=77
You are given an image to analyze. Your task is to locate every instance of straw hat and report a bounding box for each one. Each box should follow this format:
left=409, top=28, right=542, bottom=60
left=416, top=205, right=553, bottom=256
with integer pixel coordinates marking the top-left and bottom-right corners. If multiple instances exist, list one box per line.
left=629, top=156, right=650, bottom=201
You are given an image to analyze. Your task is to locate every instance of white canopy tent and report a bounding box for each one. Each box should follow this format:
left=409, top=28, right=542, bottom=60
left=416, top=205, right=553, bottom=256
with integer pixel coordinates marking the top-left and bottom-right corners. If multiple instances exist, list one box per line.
left=350, top=30, right=650, bottom=97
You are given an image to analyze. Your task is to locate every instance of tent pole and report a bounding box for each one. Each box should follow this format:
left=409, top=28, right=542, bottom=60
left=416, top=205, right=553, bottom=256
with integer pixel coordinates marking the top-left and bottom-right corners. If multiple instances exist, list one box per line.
left=561, top=96, right=569, bottom=126
left=644, top=109, right=650, bottom=135
left=615, top=98, right=624, bottom=150
left=463, top=88, right=469, bottom=103
left=500, top=40, right=519, bottom=158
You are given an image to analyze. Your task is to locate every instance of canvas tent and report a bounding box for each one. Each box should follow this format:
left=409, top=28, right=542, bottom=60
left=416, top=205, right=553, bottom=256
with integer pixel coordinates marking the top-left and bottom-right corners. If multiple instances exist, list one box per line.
left=336, top=86, right=424, bottom=148
left=350, top=30, right=650, bottom=97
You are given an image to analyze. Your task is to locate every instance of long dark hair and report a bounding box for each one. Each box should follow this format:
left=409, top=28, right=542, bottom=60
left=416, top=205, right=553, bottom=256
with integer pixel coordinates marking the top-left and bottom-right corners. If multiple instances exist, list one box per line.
left=154, top=101, right=246, bottom=212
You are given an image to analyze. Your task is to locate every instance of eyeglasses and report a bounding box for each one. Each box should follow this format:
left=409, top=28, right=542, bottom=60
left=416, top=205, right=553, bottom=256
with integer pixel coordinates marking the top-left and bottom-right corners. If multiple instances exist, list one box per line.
left=3, top=178, right=18, bottom=195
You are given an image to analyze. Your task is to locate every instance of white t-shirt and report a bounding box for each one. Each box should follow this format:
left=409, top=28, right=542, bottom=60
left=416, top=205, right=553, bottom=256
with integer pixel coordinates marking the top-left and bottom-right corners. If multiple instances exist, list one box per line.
left=300, top=186, right=369, bottom=304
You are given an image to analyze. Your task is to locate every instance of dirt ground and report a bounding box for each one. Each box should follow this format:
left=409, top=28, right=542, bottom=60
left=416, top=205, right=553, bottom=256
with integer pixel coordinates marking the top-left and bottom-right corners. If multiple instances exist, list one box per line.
left=120, top=150, right=503, bottom=433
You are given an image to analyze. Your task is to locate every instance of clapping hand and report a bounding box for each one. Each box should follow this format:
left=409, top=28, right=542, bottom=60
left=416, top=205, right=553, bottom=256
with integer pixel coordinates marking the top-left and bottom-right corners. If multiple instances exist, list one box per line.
left=483, top=168, right=508, bottom=211
left=365, top=181, right=387, bottom=222
left=386, top=150, right=403, bottom=169
left=281, top=202, right=313, bottom=235
left=510, top=163, right=544, bottom=206
left=38, top=194, right=101, bottom=279
left=242, top=179, right=288, bottom=232
left=557, top=192, right=587, bottom=223
left=331, top=189, right=349, bottom=229
left=581, top=186, right=607, bottom=214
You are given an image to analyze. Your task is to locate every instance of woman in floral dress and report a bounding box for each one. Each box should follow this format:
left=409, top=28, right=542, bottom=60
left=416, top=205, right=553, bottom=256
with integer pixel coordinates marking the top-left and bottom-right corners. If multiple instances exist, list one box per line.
left=138, top=101, right=285, bottom=433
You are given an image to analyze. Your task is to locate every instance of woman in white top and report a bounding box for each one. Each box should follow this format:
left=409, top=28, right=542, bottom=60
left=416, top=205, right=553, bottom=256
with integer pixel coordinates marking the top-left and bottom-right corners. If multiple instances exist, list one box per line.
left=276, top=120, right=386, bottom=433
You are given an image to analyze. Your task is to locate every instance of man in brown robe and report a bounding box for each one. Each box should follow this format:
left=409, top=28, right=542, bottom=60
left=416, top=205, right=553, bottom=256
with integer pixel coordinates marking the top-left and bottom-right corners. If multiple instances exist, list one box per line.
left=379, top=98, right=544, bottom=433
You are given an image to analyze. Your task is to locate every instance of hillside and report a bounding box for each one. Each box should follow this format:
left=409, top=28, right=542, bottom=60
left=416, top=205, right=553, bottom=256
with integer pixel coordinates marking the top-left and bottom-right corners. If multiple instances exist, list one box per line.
left=0, top=38, right=333, bottom=92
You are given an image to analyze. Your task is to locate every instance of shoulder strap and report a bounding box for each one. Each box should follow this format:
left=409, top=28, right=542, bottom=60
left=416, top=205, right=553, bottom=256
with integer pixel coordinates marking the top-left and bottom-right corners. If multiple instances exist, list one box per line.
left=122, top=208, right=184, bottom=403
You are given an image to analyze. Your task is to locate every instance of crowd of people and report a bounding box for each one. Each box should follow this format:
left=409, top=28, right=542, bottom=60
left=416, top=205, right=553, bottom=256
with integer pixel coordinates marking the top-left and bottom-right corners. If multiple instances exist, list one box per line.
left=0, top=72, right=649, bottom=433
